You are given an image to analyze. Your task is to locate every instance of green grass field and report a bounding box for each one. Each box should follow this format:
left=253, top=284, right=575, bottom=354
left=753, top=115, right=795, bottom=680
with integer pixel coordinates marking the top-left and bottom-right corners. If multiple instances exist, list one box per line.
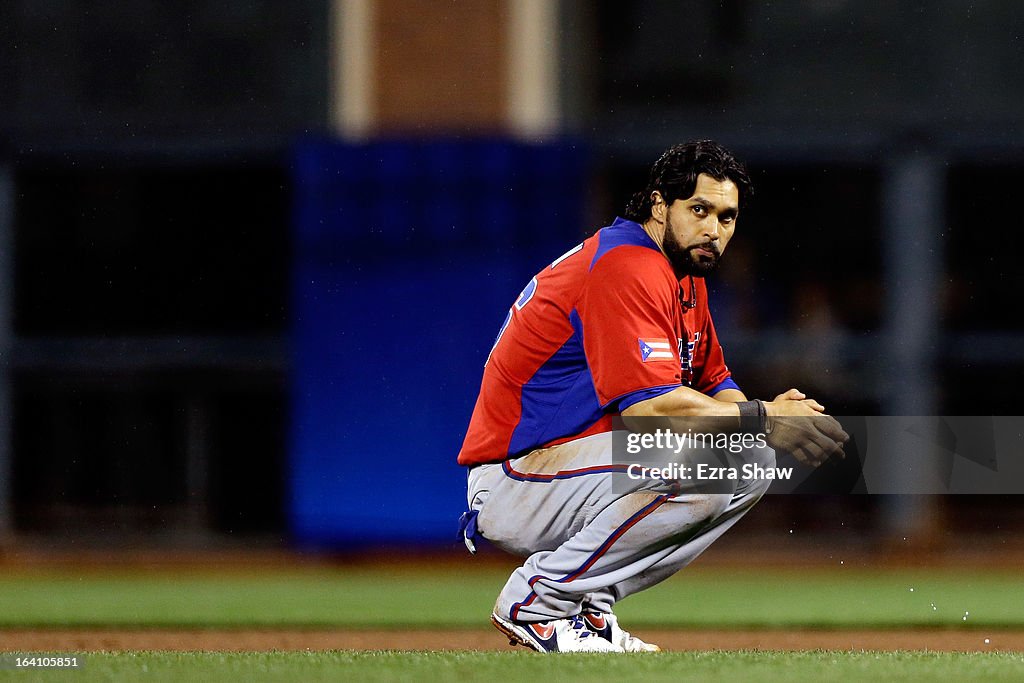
left=1, top=563, right=1022, bottom=681
left=0, top=564, right=1018, bottom=628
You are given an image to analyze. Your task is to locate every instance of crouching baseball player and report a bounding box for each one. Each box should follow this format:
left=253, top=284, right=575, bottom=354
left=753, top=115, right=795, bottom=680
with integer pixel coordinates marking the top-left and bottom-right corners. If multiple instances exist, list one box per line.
left=456, top=141, right=848, bottom=653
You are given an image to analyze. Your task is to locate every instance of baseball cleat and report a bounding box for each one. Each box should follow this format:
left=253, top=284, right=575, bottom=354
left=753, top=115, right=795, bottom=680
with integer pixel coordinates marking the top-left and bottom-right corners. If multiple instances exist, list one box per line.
left=583, top=611, right=661, bottom=652
left=490, top=612, right=624, bottom=653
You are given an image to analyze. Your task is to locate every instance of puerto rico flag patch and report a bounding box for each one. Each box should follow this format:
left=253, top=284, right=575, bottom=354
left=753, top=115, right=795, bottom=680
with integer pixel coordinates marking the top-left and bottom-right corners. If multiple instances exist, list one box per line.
left=638, top=338, right=674, bottom=362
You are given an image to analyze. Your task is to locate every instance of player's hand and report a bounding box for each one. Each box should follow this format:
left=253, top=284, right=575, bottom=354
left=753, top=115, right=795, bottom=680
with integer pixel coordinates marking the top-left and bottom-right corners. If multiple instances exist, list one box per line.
left=763, top=389, right=848, bottom=467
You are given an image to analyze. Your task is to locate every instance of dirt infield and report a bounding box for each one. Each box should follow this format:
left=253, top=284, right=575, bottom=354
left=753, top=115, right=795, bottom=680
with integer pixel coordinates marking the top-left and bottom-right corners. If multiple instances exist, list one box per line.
left=0, top=628, right=1019, bottom=653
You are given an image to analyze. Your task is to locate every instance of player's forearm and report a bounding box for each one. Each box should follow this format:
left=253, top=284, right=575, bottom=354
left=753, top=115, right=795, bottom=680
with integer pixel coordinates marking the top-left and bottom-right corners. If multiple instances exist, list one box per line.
left=621, top=386, right=741, bottom=424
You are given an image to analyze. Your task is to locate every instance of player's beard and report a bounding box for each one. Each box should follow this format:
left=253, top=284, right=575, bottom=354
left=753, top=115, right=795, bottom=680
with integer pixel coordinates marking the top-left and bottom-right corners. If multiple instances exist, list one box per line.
left=663, top=216, right=722, bottom=278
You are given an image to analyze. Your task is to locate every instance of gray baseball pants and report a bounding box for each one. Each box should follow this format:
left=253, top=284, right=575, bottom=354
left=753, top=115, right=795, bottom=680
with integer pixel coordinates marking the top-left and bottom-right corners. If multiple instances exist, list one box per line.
left=467, top=431, right=774, bottom=622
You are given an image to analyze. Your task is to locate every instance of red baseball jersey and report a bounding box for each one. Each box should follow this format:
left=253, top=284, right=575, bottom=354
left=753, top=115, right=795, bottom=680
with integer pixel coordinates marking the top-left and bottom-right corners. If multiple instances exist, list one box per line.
left=457, top=217, right=739, bottom=466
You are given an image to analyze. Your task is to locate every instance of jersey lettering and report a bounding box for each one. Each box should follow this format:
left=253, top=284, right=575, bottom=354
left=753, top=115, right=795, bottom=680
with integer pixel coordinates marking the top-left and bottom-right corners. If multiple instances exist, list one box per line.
left=486, top=310, right=513, bottom=365
left=678, top=332, right=700, bottom=375
left=487, top=277, right=539, bottom=365
left=515, top=277, right=538, bottom=310
left=550, top=243, right=583, bottom=269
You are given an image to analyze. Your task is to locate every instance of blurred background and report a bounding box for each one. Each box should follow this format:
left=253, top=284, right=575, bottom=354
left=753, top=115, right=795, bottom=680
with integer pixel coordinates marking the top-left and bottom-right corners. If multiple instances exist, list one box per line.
left=0, top=0, right=1022, bottom=557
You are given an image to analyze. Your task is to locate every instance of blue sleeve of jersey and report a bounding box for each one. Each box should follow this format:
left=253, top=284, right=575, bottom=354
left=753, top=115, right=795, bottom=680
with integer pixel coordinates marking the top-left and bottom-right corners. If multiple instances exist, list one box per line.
left=707, top=377, right=741, bottom=396
left=614, top=384, right=679, bottom=412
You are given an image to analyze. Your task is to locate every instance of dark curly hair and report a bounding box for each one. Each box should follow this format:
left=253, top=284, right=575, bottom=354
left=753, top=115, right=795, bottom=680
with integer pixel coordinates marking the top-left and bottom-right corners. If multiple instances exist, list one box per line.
left=624, top=140, right=753, bottom=222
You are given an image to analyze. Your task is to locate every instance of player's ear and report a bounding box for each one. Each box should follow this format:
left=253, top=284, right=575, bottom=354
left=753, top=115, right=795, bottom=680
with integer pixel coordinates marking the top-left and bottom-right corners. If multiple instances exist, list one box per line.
left=650, top=191, right=666, bottom=224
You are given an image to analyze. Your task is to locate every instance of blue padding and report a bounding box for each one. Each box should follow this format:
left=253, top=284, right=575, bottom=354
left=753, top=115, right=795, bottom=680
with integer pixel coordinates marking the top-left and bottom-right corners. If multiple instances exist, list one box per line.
left=289, top=138, right=588, bottom=547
